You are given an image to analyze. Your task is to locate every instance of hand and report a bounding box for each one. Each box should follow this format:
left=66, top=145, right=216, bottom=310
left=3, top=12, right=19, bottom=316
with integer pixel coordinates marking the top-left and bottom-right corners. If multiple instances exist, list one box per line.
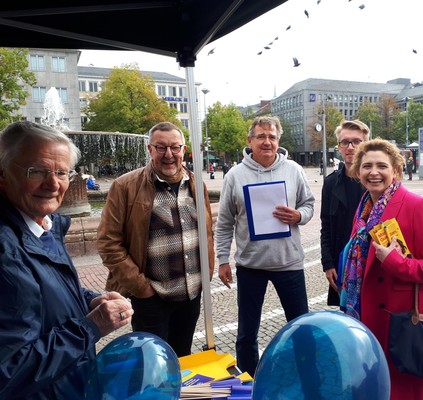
left=372, top=236, right=406, bottom=263
left=325, top=268, right=338, bottom=291
left=273, top=205, right=301, bottom=225
left=89, top=291, right=126, bottom=310
left=87, top=295, right=134, bottom=337
left=218, top=263, right=233, bottom=288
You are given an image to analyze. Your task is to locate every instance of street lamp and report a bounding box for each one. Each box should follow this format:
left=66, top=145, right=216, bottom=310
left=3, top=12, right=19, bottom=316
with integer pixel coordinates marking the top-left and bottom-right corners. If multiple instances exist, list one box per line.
left=202, top=88, right=210, bottom=171
left=404, top=96, right=411, bottom=146
left=318, top=94, right=331, bottom=178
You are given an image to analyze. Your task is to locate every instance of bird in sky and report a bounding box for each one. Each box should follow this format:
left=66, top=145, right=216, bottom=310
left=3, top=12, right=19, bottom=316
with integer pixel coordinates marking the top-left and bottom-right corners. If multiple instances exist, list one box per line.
left=304, top=9, right=309, bottom=18
left=293, top=57, right=301, bottom=67
left=207, top=48, right=215, bottom=56
left=274, top=36, right=279, bottom=40
left=257, top=51, right=263, bottom=55
left=359, top=4, right=365, bottom=9
left=413, top=49, right=417, bottom=54
left=286, top=25, right=291, bottom=30
left=317, top=0, right=321, bottom=4
left=268, top=41, right=273, bottom=46
left=264, top=46, right=271, bottom=50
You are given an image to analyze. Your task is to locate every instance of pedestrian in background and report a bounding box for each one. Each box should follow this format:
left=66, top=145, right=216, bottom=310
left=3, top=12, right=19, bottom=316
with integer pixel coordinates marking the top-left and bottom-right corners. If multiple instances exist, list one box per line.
left=320, top=120, right=370, bottom=306
left=97, top=121, right=215, bottom=357
left=406, top=156, right=413, bottom=180
left=339, top=138, right=423, bottom=398
left=0, top=121, right=133, bottom=399
left=215, top=116, right=315, bottom=377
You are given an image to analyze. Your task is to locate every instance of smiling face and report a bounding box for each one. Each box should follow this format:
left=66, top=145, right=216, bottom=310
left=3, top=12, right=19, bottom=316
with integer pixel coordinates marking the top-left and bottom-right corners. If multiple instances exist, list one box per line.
left=0, top=141, right=72, bottom=226
left=148, top=129, right=186, bottom=178
left=247, top=123, right=280, bottom=168
left=357, top=150, right=397, bottom=203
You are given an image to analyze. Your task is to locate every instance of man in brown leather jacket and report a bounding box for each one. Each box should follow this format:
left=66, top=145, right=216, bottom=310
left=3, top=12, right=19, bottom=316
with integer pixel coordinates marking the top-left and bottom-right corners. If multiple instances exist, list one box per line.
left=97, top=121, right=214, bottom=357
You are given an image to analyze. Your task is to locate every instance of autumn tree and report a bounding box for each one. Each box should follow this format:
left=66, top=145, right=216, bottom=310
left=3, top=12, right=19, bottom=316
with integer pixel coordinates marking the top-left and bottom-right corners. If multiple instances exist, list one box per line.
left=83, top=64, right=179, bottom=133
left=0, top=48, right=36, bottom=129
left=308, top=103, right=344, bottom=149
left=376, top=94, right=400, bottom=140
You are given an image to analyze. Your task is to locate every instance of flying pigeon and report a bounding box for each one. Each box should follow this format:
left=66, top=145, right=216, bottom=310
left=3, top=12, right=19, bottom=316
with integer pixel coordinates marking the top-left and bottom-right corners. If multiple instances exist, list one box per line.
left=358, top=4, right=365, bottom=9
left=293, top=57, right=301, bottom=67
left=413, top=49, right=417, bottom=54
left=304, top=9, right=309, bottom=18
left=207, top=48, right=215, bottom=56
left=286, top=25, right=291, bottom=30
left=317, top=0, right=321, bottom=4
left=257, top=51, right=263, bottom=55
left=268, top=41, right=273, bottom=46
left=274, top=36, right=279, bottom=40
left=264, top=46, right=271, bottom=50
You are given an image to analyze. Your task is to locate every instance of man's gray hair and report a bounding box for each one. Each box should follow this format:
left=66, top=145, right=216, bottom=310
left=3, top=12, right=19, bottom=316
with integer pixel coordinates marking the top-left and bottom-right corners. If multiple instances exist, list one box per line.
left=0, top=121, right=81, bottom=170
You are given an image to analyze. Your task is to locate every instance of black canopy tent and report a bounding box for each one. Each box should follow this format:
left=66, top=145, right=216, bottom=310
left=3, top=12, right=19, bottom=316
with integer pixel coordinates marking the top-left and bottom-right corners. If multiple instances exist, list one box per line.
left=0, top=0, right=288, bottom=351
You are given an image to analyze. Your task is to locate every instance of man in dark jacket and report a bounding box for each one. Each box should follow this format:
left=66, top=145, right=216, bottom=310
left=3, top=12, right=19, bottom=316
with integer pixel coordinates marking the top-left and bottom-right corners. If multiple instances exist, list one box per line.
left=320, top=120, right=370, bottom=305
left=0, top=121, right=133, bottom=399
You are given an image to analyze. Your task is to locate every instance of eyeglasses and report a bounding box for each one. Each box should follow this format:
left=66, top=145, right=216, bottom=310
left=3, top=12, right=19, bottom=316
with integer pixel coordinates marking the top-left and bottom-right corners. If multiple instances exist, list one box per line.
left=25, top=167, right=77, bottom=182
left=338, top=139, right=363, bottom=149
left=251, top=134, right=279, bottom=142
left=150, top=144, right=184, bottom=154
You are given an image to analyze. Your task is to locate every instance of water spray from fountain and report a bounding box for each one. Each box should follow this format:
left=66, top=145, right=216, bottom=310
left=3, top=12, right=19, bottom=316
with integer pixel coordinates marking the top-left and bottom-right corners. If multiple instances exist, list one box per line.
left=41, top=87, right=68, bottom=130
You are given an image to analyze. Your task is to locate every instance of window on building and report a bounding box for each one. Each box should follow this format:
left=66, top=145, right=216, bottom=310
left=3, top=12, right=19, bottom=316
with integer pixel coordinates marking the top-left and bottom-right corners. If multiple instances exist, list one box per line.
left=169, top=103, right=178, bottom=109
left=30, top=55, right=45, bottom=71
left=179, top=87, right=187, bottom=97
left=180, top=103, right=188, bottom=113
left=79, top=81, right=86, bottom=91
left=33, top=86, right=47, bottom=102
left=157, top=85, right=166, bottom=96
left=51, top=56, right=66, bottom=72
left=169, top=86, right=177, bottom=96
left=89, top=81, right=99, bottom=92
left=57, top=88, right=68, bottom=103
left=181, top=119, right=189, bottom=129
left=80, top=97, right=87, bottom=109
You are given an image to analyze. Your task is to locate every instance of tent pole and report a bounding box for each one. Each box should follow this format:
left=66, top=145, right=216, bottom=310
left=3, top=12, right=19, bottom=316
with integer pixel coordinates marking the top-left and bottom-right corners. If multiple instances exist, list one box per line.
left=185, top=65, right=215, bottom=350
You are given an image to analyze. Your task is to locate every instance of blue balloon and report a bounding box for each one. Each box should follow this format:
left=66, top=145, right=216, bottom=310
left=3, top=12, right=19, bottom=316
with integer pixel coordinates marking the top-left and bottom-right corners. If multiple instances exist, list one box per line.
left=86, top=332, right=181, bottom=399
left=253, top=311, right=390, bottom=399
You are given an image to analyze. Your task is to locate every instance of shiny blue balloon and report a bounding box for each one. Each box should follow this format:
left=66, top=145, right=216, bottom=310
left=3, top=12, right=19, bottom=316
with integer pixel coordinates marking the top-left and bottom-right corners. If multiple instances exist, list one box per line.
left=86, top=332, right=181, bottom=399
left=253, top=311, right=390, bottom=399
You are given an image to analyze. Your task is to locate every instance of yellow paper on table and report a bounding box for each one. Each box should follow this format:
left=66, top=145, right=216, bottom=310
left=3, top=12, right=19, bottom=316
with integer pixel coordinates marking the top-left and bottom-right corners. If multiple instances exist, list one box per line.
left=179, top=350, right=237, bottom=386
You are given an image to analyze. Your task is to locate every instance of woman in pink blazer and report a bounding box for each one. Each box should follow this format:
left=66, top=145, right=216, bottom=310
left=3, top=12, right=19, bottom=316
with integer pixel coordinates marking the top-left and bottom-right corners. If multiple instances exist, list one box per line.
left=339, top=138, right=423, bottom=399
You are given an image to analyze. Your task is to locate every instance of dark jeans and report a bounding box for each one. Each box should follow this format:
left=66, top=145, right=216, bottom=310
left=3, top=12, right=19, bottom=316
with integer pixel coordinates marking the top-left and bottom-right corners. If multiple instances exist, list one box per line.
left=235, top=266, right=309, bottom=377
left=130, top=293, right=201, bottom=357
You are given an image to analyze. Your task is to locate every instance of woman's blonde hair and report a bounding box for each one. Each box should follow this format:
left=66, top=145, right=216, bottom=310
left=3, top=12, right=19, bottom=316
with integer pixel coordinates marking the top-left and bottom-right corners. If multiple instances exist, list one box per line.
left=350, top=138, right=404, bottom=181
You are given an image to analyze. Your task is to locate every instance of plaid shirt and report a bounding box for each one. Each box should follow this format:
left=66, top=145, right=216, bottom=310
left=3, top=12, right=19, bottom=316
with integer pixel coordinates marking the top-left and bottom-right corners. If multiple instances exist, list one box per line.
left=146, top=173, right=201, bottom=301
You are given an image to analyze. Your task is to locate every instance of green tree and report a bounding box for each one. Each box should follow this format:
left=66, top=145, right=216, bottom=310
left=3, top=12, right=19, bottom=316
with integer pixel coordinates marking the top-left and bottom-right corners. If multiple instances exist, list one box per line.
left=0, top=48, right=36, bottom=129
left=392, top=101, right=423, bottom=145
left=83, top=64, right=179, bottom=133
left=205, top=102, right=248, bottom=163
left=353, top=102, right=382, bottom=137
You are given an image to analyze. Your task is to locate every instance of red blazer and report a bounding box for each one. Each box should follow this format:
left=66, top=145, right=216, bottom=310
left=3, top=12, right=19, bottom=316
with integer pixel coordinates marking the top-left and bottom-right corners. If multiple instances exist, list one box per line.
left=354, top=184, right=423, bottom=398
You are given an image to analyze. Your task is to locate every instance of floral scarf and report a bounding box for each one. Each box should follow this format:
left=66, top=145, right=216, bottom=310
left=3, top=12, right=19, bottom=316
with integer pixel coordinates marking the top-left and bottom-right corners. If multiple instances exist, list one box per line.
left=338, top=180, right=401, bottom=320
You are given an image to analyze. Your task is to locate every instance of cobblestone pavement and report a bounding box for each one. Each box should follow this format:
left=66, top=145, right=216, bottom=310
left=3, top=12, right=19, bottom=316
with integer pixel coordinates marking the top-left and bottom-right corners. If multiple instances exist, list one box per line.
left=75, top=167, right=423, bottom=355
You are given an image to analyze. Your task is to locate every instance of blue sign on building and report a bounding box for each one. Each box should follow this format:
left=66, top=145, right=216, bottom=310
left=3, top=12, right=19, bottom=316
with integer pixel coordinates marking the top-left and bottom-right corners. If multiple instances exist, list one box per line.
left=309, top=93, right=316, bottom=102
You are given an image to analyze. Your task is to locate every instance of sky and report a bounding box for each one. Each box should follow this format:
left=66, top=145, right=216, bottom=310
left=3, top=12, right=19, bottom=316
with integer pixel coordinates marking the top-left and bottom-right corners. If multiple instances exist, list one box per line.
left=78, top=0, right=423, bottom=109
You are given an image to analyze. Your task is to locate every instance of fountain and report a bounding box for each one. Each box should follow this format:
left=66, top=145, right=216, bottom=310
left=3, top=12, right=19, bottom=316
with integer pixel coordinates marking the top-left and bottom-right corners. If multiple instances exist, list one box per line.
left=40, top=87, right=149, bottom=218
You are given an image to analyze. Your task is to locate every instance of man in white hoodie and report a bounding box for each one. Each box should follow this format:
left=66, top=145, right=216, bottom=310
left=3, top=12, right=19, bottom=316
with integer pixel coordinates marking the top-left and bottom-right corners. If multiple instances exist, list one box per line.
left=215, top=116, right=315, bottom=377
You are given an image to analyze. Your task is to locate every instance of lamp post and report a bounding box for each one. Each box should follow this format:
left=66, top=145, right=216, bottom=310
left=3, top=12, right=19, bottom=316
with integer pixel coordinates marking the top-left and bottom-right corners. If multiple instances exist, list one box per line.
left=404, top=96, right=411, bottom=147
left=317, top=94, right=331, bottom=178
left=202, top=88, right=210, bottom=171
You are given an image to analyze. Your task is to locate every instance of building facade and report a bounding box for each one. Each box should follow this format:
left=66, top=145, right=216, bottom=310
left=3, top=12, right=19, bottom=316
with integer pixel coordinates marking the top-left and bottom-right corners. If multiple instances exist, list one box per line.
left=271, top=78, right=423, bottom=165
left=18, top=48, right=199, bottom=132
